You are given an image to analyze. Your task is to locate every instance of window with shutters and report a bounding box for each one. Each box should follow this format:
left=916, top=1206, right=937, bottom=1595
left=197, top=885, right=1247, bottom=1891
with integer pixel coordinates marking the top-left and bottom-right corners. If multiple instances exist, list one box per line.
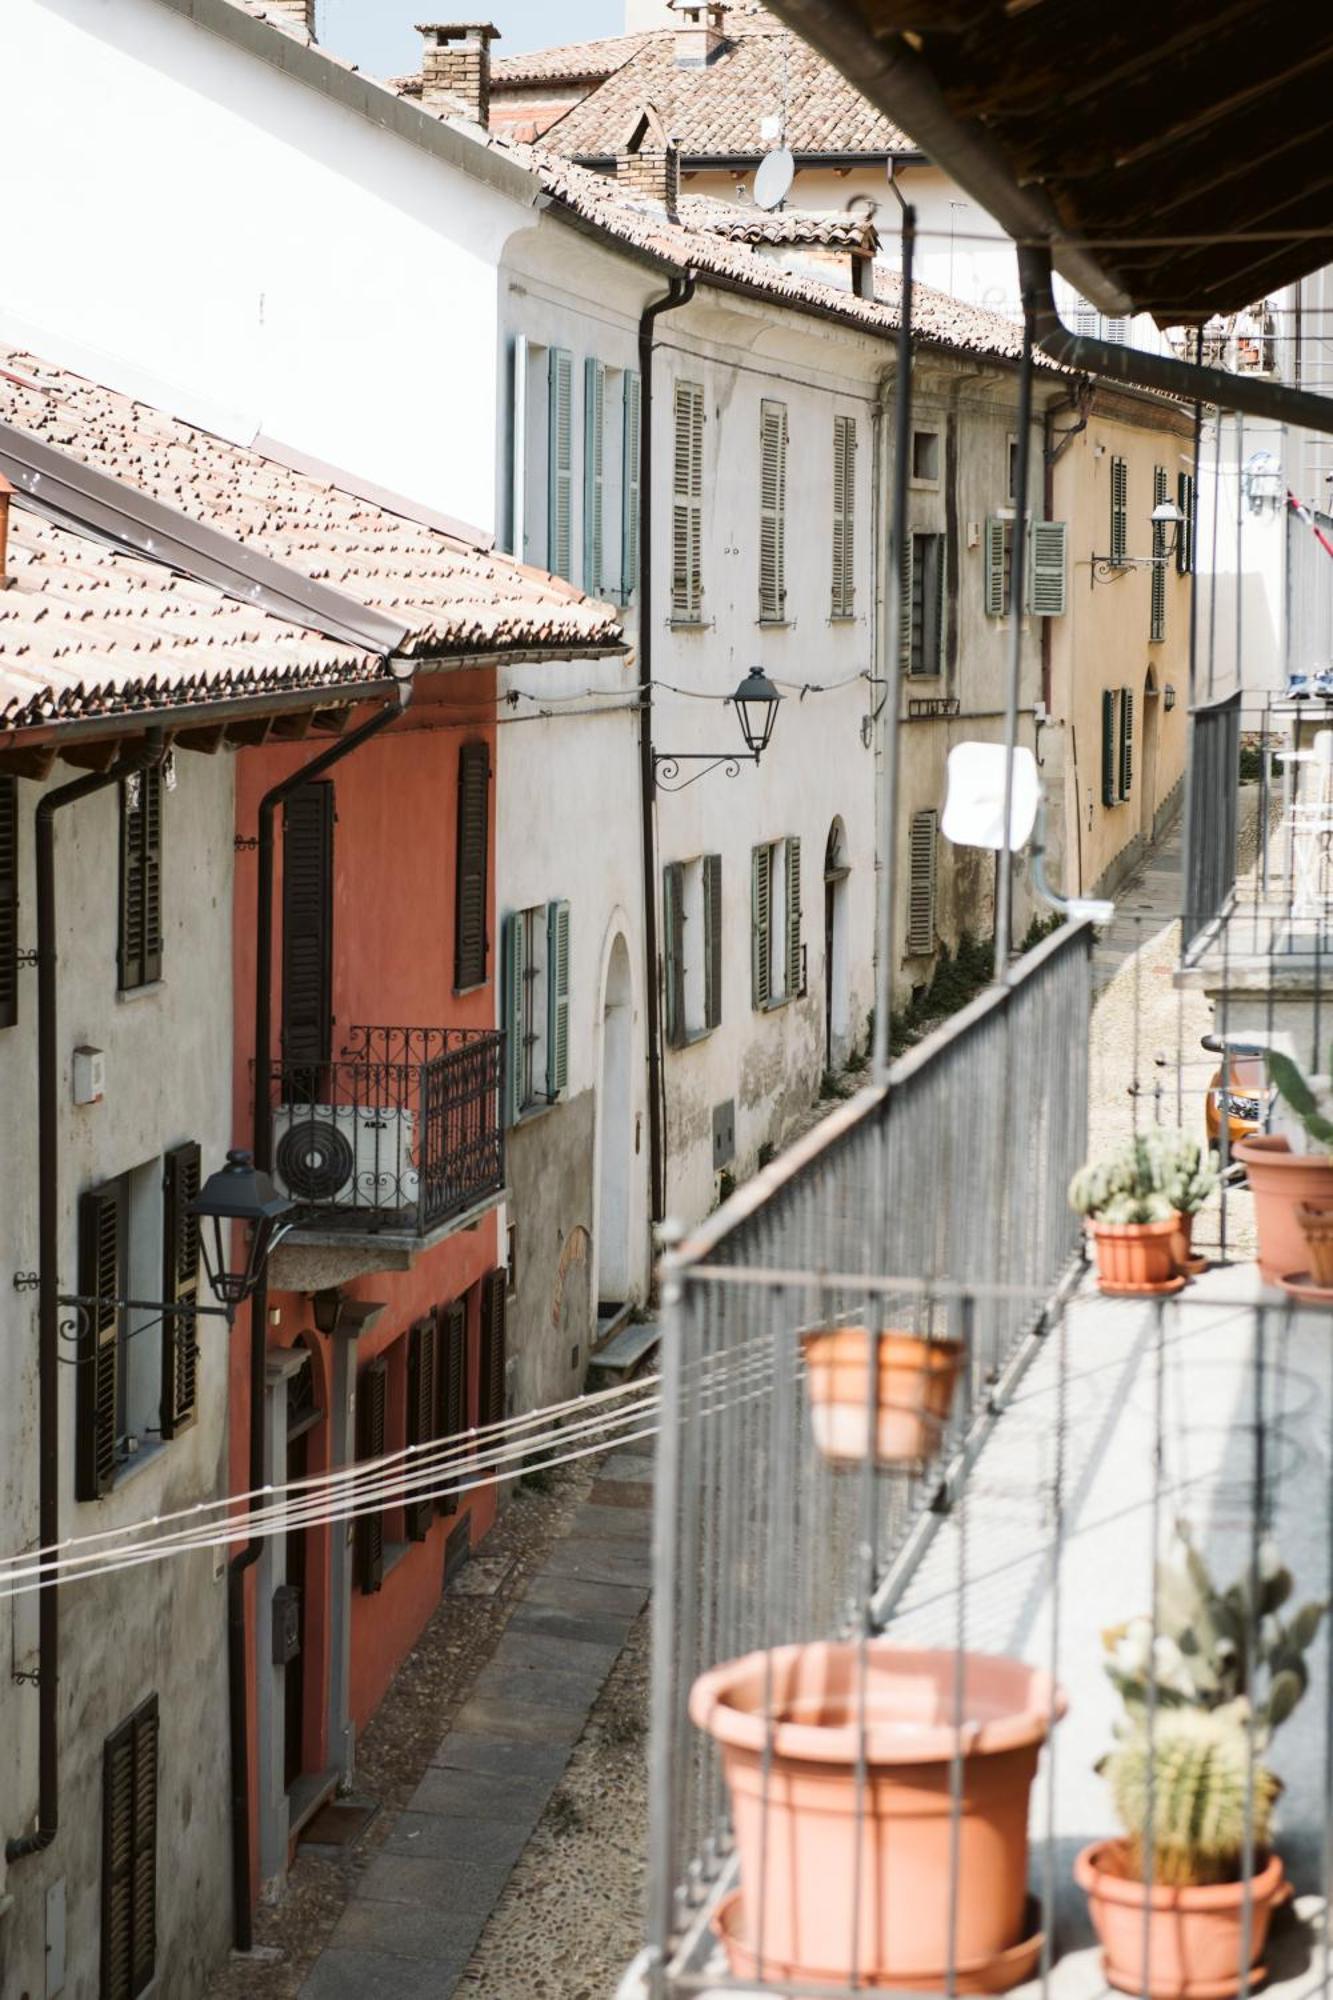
left=671, top=379, right=705, bottom=623
left=501, top=899, right=570, bottom=1122
left=547, top=347, right=574, bottom=582
left=758, top=398, right=789, bottom=622
left=1150, top=464, right=1168, bottom=642
left=281, top=781, right=333, bottom=1074
left=479, top=1268, right=508, bottom=1431
left=984, top=516, right=1013, bottom=618
left=1177, top=470, right=1197, bottom=575
left=663, top=853, right=722, bottom=1046
left=405, top=1317, right=438, bottom=1541
left=355, top=1355, right=388, bottom=1593
left=160, top=1141, right=201, bottom=1442
left=583, top=358, right=606, bottom=596
left=435, top=1297, right=469, bottom=1516
left=831, top=414, right=856, bottom=618
left=621, top=369, right=642, bottom=605
left=1028, top=521, right=1068, bottom=616
left=0, top=774, right=16, bottom=1029
left=906, top=809, right=937, bottom=957
left=1101, top=688, right=1119, bottom=808
left=1119, top=685, right=1135, bottom=801
left=506, top=332, right=528, bottom=559
left=1110, top=456, right=1129, bottom=566
left=102, top=1694, right=158, bottom=2000
left=454, top=742, right=490, bottom=992
left=751, top=836, right=801, bottom=1010
left=118, top=764, right=163, bottom=992
left=909, top=533, right=945, bottom=677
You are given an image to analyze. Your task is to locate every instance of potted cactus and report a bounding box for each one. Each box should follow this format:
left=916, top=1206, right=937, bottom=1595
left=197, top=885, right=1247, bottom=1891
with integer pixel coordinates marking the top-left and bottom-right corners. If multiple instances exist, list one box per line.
left=1069, top=1133, right=1186, bottom=1295
left=1235, top=1050, right=1333, bottom=1283
left=1076, top=1526, right=1324, bottom=1998
left=801, top=1323, right=963, bottom=1469
left=1163, top=1132, right=1220, bottom=1276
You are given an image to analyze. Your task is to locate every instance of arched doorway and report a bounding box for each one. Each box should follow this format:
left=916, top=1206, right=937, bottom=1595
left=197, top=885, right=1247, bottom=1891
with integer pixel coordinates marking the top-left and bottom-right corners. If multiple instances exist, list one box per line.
left=824, top=819, right=851, bottom=1070
left=597, top=934, right=633, bottom=1316
left=1140, top=667, right=1161, bottom=846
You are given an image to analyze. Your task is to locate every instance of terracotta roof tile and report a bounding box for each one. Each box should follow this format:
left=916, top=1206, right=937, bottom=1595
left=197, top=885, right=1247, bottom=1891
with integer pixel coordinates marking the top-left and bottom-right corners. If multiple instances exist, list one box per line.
left=490, top=31, right=651, bottom=88
left=677, top=194, right=878, bottom=249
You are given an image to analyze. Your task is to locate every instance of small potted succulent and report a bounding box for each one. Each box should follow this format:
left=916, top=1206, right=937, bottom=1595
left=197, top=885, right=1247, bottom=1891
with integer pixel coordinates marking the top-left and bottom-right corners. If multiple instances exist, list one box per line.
left=1069, top=1133, right=1185, bottom=1295
left=801, top=1322, right=963, bottom=1469
left=1163, top=1132, right=1219, bottom=1276
left=1076, top=1526, right=1324, bottom=1998
left=1236, top=1050, right=1333, bottom=1283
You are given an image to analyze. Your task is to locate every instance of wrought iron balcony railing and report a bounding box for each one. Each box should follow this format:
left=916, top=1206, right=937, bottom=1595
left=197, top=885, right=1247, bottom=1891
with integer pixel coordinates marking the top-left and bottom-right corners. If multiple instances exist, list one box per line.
left=263, top=1025, right=504, bottom=1237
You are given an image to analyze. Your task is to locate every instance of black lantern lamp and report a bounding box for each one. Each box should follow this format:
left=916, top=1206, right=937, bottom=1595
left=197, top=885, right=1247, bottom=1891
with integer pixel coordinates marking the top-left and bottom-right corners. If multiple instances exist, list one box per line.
left=732, top=667, right=782, bottom=759
left=190, top=1148, right=294, bottom=1321
left=1150, top=498, right=1185, bottom=561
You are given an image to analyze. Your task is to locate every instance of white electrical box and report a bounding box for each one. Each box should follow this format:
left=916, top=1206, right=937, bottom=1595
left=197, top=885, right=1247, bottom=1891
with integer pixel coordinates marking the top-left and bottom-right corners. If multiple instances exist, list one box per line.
left=72, top=1046, right=105, bottom=1106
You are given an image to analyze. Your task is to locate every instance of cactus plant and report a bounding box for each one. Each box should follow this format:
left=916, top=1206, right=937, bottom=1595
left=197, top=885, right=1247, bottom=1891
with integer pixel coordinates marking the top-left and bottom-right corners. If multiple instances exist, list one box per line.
left=1266, top=1048, right=1333, bottom=1156
left=1162, top=1133, right=1219, bottom=1217
left=1070, top=1135, right=1174, bottom=1224
left=1101, top=1705, right=1278, bottom=1887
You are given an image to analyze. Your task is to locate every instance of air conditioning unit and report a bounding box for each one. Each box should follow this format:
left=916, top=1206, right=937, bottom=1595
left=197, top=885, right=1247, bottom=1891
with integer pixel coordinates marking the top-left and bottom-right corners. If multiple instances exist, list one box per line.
left=272, top=1105, right=419, bottom=1213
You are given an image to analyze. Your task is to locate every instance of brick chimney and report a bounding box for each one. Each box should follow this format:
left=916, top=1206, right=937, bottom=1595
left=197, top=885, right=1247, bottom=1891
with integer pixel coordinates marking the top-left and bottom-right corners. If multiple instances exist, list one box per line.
left=263, top=0, right=315, bottom=38
left=617, top=104, right=680, bottom=214
left=669, top=0, right=728, bottom=66
left=417, top=22, right=500, bottom=125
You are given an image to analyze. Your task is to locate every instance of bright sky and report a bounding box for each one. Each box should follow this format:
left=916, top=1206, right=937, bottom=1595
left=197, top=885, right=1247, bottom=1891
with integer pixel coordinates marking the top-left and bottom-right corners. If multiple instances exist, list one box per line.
left=318, top=1, right=622, bottom=77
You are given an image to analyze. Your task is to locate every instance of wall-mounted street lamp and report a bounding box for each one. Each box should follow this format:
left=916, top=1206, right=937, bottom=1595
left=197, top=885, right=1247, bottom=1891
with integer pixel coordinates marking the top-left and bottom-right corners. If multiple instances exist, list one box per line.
left=653, top=667, right=782, bottom=791
left=1243, top=449, right=1284, bottom=516
left=1093, top=499, right=1185, bottom=582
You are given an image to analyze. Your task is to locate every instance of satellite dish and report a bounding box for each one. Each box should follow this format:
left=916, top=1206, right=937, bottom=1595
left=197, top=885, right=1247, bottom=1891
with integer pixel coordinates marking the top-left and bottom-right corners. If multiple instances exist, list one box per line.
left=940, top=742, right=1040, bottom=853
left=754, top=147, right=795, bottom=212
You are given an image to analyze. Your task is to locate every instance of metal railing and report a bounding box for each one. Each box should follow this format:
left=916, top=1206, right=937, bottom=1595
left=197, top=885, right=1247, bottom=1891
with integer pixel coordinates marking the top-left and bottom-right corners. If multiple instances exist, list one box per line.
left=263, top=1024, right=504, bottom=1235
left=641, top=920, right=1092, bottom=1990
left=1183, top=690, right=1242, bottom=949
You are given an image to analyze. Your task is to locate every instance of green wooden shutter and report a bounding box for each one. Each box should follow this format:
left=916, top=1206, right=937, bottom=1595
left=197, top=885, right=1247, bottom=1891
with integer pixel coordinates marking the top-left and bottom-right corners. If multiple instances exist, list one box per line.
left=832, top=414, right=856, bottom=617
left=479, top=1269, right=507, bottom=1430
left=77, top=1183, right=120, bottom=1501
left=1028, top=521, right=1067, bottom=616
left=672, top=381, right=704, bottom=620
left=118, top=765, right=162, bottom=992
left=160, top=1141, right=201, bottom=1442
left=546, top=899, right=570, bottom=1099
left=508, top=333, right=528, bottom=558
left=1150, top=464, right=1167, bottom=641
left=1119, top=685, right=1134, bottom=800
left=355, top=1357, right=387, bottom=1594
left=501, top=911, right=526, bottom=1125
left=435, top=1299, right=468, bottom=1515
left=621, top=370, right=641, bottom=604
left=1110, top=456, right=1128, bottom=565
left=984, top=517, right=1008, bottom=617
left=1101, top=689, right=1118, bottom=807
left=281, top=781, right=334, bottom=1069
left=759, top=399, right=788, bottom=621
left=102, top=1695, right=158, bottom=2000
left=662, top=862, right=685, bottom=1047
left=785, top=837, right=802, bottom=999
left=898, top=530, right=913, bottom=669
left=1177, top=471, right=1196, bottom=575
left=703, top=853, right=722, bottom=1031
left=455, top=741, right=490, bottom=991
left=907, top=809, right=937, bottom=956
left=751, top=844, right=771, bottom=1009
left=583, top=358, right=605, bottom=596
left=547, top=347, right=573, bottom=581
left=405, top=1318, right=438, bottom=1541
left=0, top=775, right=17, bottom=1029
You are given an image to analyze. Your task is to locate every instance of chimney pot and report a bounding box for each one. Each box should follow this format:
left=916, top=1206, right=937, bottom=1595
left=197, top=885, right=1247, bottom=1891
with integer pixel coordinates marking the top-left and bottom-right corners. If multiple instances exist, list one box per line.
left=669, top=0, right=728, bottom=66
left=0, top=474, right=14, bottom=590
left=617, top=104, right=680, bottom=215
left=416, top=21, right=500, bottom=125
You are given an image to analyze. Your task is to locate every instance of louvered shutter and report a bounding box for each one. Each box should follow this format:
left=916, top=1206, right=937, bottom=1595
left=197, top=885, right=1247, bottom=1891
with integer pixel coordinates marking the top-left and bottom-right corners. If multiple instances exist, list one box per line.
left=703, top=853, right=722, bottom=1031
left=751, top=844, right=771, bottom=1009
left=435, top=1299, right=468, bottom=1514
left=906, top=810, right=937, bottom=956
left=160, top=1141, right=200, bottom=1442
left=118, top=765, right=163, bottom=992
left=672, top=381, right=704, bottom=621
left=102, top=1696, right=158, bottom=2000
left=1028, top=521, right=1068, bottom=616
left=454, top=742, right=490, bottom=991
left=663, top=862, right=685, bottom=1048
left=479, top=1269, right=507, bottom=1430
left=898, top=531, right=913, bottom=669
left=1177, top=471, right=1196, bottom=575
left=621, top=370, right=641, bottom=604
left=831, top=415, right=856, bottom=617
left=354, top=1357, right=387, bottom=1594
left=1110, top=456, right=1128, bottom=565
left=547, top=348, right=573, bottom=581
left=501, top=911, right=526, bottom=1125
left=984, top=517, right=1009, bottom=617
left=1120, top=686, right=1135, bottom=800
left=281, top=781, right=334, bottom=1070
left=546, top=899, right=570, bottom=1099
left=1101, top=689, right=1118, bottom=807
left=1103, top=315, right=1129, bottom=346
left=0, top=775, right=17, bottom=1029
left=759, top=399, right=788, bottom=621
left=405, top=1318, right=438, bottom=1541
left=785, top=837, right=802, bottom=999
left=508, top=333, right=528, bottom=558
left=77, top=1184, right=120, bottom=1501
left=583, top=359, right=605, bottom=596
left=1150, top=465, right=1168, bottom=641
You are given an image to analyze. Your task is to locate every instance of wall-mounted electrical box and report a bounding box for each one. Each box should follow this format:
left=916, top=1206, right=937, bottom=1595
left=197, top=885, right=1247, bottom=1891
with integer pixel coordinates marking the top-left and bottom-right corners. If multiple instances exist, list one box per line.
left=72, top=1046, right=105, bottom=1106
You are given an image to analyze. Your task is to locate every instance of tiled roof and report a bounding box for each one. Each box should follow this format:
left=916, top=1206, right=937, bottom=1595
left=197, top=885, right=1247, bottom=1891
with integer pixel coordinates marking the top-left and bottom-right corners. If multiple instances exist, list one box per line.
left=677, top=195, right=877, bottom=249
left=491, top=32, right=651, bottom=88
left=0, top=350, right=623, bottom=737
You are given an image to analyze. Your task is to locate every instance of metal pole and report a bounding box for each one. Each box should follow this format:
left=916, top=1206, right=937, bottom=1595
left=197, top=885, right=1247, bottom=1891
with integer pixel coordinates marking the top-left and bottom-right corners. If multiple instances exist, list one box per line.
left=995, top=296, right=1035, bottom=982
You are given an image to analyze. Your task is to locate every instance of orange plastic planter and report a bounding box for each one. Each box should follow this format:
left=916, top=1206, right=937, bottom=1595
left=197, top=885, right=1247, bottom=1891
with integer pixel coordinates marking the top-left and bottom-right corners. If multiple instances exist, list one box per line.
left=1088, top=1215, right=1184, bottom=1295
left=690, top=1641, right=1065, bottom=1989
left=801, top=1328, right=964, bottom=1469
left=1076, top=1840, right=1289, bottom=1999
left=1234, top=1135, right=1333, bottom=1283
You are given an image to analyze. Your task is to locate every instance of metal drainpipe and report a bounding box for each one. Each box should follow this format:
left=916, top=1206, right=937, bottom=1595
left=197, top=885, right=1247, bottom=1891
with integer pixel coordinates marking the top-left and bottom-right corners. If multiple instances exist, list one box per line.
left=994, top=297, right=1037, bottom=982
left=7, top=731, right=165, bottom=1865
left=637, top=273, right=696, bottom=1229
left=230, top=671, right=413, bottom=1949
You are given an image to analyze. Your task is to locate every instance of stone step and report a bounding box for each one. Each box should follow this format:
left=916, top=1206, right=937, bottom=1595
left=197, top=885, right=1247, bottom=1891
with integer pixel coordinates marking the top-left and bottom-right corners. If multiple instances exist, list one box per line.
left=586, top=1316, right=660, bottom=1387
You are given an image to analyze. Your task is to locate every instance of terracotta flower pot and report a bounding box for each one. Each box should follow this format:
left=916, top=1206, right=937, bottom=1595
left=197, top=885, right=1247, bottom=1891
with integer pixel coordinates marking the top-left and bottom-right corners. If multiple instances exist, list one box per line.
left=801, top=1327, right=964, bottom=1469
left=1297, top=1204, right=1333, bottom=1288
left=689, top=1641, right=1065, bottom=1987
left=1088, top=1215, right=1184, bottom=1295
left=1075, top=1839, right=1290, bottom=2000
left=1234, top=1135, right=1333, bottom=1283
left=1170, top=1211, right=1209, bottom=1278
left=711, top=1888, right=1045, bottom=1993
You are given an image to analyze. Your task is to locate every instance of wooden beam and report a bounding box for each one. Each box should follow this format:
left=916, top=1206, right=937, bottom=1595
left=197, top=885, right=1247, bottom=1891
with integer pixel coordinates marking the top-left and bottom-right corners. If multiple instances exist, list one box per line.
left=310, top=708, right=352, bottom=736
left=0, top=745, right=59, bottom=781
left=223, top=717, right=275, bottom=747
left=174, top=723, right=229, bottom=755
left=57, top=739, right=129, bottom=774
left=269, top=712, right=316, bottom=742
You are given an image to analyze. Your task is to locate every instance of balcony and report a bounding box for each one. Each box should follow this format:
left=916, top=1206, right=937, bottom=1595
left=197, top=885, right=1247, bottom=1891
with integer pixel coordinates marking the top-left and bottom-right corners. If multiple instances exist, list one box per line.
left=262, top=1025, right=505, bottom=1289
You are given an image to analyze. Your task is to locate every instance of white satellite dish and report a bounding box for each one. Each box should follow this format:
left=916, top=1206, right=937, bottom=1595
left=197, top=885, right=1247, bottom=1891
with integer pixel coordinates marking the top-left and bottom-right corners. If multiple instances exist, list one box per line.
left=754, top=147, right=795, bottom=212
left=941, top=742, right=1041, bottom=853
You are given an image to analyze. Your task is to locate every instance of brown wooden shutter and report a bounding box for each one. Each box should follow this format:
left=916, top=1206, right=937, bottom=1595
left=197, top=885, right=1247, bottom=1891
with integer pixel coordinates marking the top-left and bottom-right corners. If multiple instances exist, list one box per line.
left=160, top=1142, right=200, bottom=1442
left=663, top=862, right=685, bottom=1048
left=703, top=853, right=722, bottom=1031
left=118, top=766, right=163, bottom=992
left=0, top=775, right=17, bottom=1029
left=906, top=810, right=937, bottom=957
left=281, top=782, right=334, bottom=1070
left=435, top=1299, right=468, bottom=1515
left=355, top=1357, right=387, bottom=1593
left=77, top=1185, right=120, bottom=1500
left=102, top=1695, right=158, bottom=2000
left=455, top=742, right=491, bottom=991
left=479, top=1270, right=507, bottom=1431
left=405, top=1318, right=438, bottom=1541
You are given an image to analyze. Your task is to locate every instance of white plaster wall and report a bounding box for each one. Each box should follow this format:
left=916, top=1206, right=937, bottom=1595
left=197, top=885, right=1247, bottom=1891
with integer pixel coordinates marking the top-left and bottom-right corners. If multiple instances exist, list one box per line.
left=0, top=0, right=537, bottom=531
left=1195, top=412, right=1286, bottom=698
left=0, top=751, right=235, bottom=1999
